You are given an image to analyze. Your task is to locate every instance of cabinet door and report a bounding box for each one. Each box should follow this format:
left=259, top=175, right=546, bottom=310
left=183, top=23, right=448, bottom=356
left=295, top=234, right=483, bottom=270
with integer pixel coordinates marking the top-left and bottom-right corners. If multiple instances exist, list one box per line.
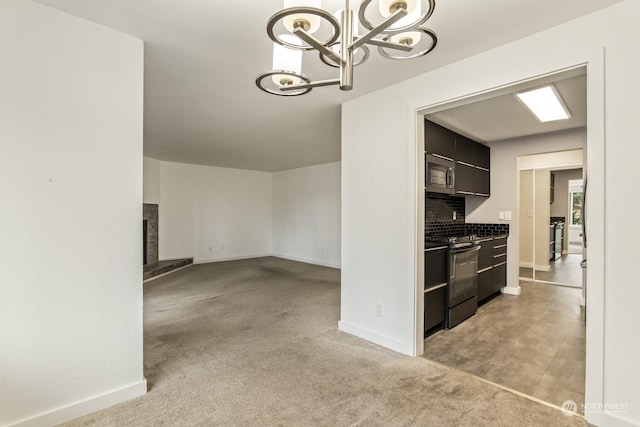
left=425, top=248, right=447, bottom=289
left=474, top=168, right=490, bottom=197
left=455, top=135, right=475, bottom=164
left=478, top=240, right=493, bottom=271
left=475, top=143, right=490, bottom=170
left=492, top=262, right=507, bottom=294
left=425, top=287, right=446, bottom=333
left=455, top=163, right=475, bottom=195
left=478, top=269, right=493, bottom=302
left=425, top=120, right=455, bottom=160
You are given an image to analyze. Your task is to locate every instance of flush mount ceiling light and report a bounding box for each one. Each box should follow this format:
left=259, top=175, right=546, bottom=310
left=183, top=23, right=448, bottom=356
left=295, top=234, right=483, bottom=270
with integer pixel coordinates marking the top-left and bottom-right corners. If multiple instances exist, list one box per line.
left=515, top=84, right=572, bottom=122
left=256, top=0, right=438, bottom=96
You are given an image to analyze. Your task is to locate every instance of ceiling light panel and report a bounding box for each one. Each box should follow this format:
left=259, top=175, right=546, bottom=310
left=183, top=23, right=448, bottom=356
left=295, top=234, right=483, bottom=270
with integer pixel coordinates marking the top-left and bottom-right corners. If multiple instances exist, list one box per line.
left=515, top=85, right=571, bottom=122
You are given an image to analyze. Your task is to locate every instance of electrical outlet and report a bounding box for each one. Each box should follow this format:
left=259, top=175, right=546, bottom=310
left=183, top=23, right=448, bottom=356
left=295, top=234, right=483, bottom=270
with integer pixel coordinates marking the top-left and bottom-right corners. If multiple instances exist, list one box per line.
left=498, top=211, right=505, bottom=220
left=504, top=211, right=512, bottom=220
left=453, top=211, right=457, bottom=220
left=375, top=303, right=383, bottom=317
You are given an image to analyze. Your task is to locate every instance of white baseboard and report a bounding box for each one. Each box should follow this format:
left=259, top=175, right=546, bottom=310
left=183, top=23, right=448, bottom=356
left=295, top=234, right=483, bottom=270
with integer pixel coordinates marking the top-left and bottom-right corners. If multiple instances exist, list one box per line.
left=502, top=286, right=521, bottom=296
left=9, top=380, right=147, bottom=427
left=601, top=411, right=640, bottom=427
left=580, top=297, right=586, bottom=307
left=338, top=320, right=408, bottom=355
left=272, top=253, right=341, bottom=269
left=194, top=253, right=273, bottom=264
left=143, top=263, right=192, bottom=282
left=536, top=264, right=551, bottom=272
left=519, top=261, right=533, bottom=268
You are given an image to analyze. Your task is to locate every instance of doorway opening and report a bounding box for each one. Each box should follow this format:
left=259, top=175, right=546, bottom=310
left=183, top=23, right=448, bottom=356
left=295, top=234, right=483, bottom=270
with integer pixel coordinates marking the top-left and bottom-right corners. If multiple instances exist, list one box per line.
left=418, top=68, right=588, bottom=411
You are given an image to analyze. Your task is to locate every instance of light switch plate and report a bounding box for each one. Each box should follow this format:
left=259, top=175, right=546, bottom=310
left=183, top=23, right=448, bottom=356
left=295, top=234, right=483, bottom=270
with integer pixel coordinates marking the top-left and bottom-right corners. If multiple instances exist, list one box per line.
left=498, top=211, right=505, bottom=220
left=505, top=211, right=512, bottom=220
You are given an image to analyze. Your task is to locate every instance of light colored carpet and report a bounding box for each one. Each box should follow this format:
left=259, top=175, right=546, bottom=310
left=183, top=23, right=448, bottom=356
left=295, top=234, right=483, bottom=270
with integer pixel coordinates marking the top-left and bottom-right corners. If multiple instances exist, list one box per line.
left=62, top=257, right=587, bottom=426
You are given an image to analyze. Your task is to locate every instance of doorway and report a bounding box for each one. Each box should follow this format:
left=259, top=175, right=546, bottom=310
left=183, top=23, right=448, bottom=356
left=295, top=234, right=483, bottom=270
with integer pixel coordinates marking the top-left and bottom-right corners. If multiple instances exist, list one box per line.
left=518, top=151, right=585, bottom=288
left=419, top=72, right=589, bottom=411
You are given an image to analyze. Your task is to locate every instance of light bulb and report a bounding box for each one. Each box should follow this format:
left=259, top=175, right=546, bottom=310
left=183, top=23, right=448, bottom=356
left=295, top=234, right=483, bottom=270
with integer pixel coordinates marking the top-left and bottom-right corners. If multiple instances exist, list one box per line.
left=389, top=30, right=422, bottom=47
left=378, top=0, right=421, bottom=30
left=272, top=34, right=303, bottom=86
left=283, top=0, right=322, bottom=34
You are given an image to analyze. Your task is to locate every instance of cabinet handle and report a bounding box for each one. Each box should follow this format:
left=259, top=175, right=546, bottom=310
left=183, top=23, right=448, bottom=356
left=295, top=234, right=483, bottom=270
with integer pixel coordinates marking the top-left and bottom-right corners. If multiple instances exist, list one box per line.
left=494, top=244, right=507, bottom=249
left=431, top=153, right=454, bottom=162
left=457, top=191, right=474, bottom=195
left=457, top=161, right=475, bottom=167
left=478, top=266, right=493, bottom=273
left=493, top=253, right=506, bottom=258
left=425, top=282, right=447, bottom=293
left=493, top=261, right=507, bottom=267
left=476, top=166, right=490, bottom=172
left=475, top=193, right=490, bottom=197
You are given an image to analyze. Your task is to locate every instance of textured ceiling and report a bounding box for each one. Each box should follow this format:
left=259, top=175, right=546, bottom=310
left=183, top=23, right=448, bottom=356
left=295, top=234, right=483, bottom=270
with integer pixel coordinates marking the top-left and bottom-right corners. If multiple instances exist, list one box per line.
left=32, top=0, right=621, bottom=171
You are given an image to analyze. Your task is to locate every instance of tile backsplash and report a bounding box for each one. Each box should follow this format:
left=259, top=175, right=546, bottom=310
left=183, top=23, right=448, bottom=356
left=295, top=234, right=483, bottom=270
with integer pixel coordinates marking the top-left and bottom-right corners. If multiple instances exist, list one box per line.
left=426, top=193, right=509, bottom=237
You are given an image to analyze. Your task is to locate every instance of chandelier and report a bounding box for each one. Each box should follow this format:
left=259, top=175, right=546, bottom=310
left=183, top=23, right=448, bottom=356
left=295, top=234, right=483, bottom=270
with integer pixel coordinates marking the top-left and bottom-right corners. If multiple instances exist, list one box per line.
left=256, top=0, right=437, bottom=96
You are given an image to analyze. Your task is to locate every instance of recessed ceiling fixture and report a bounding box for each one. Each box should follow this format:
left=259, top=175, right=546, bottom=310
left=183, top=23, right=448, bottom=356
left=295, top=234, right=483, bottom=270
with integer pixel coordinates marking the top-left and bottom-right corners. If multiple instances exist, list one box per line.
left=515, top=84, right=571, bottom=122
left=256, top=0, right=438, bottom=96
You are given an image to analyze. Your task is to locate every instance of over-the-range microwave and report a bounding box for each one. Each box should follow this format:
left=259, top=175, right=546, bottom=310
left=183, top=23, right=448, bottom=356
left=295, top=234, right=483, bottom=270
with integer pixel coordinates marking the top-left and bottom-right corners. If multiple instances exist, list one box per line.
left=426, top=154, right=455, bottom=194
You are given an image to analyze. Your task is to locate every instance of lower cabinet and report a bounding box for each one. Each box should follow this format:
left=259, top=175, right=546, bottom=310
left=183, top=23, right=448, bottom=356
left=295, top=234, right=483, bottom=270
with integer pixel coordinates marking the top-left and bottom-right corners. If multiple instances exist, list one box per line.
left=477, top=236, right=508, bottom=306
left=424, top=287, right=446, bottom=333
left=425, top=247, right=447, bottom=336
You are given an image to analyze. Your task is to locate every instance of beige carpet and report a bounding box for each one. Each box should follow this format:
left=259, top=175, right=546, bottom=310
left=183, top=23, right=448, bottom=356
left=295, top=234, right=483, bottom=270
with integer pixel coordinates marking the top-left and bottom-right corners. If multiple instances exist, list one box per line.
left=62, top=257, right=587, bottom=426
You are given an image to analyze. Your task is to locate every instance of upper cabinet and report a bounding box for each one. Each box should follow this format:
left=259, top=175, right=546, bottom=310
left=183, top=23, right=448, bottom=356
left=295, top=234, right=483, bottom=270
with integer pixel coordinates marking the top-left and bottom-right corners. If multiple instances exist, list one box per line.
left=425, top=119, right=491, bottom=198
left=424, top=120, right=456, bottom=160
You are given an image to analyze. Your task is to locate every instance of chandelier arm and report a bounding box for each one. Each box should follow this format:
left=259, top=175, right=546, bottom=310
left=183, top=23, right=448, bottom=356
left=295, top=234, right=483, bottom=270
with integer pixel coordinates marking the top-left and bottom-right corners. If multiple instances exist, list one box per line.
left=350, top=8, right=407, bottom=51
left=292, top=28, right=345, bottom=65
left=279, top=78, right=340, bottom=91
left=366, top=38, right=414, bottom=52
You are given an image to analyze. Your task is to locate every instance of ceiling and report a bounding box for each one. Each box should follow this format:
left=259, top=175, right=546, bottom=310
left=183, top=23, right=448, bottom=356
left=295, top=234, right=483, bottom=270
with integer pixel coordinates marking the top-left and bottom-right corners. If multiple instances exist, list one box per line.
left=32, top=0, right=621, bottom=171
left=427, top=72, right=587, bottom=143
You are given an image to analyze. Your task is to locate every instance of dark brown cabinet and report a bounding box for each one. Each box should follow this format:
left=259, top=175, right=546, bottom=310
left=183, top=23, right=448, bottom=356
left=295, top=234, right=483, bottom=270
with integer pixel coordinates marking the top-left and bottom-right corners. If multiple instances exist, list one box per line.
left=424, top=247, right=447, bottom=336
left=425, top=119, right=491, bottom=198
left=425, top=120, right=455, bottom=160
left=477, top=236, right=507, bottom=305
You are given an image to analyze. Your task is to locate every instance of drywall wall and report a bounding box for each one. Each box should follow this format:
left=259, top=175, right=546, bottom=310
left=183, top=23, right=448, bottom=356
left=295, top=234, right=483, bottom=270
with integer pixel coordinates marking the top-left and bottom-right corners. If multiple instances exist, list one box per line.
left=468, top=135, right=585, bottom=289
left=157, top=161, right=272, bottom=262
left=342, top=1, right=640, bottom=424
left=519, top=170, right=534, bottom=267
left=272, top=162, right=341, bottom=268
left=143, top=156, right=161, bottom=204
left=0, top=1, right=145, bottom=425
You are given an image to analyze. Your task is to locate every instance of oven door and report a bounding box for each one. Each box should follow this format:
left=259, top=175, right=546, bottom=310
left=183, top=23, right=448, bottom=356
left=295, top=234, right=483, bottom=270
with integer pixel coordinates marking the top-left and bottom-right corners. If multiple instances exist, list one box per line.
left=426, top=154, right=455, bottom=194
left=448, top=246, right=479, bottom=307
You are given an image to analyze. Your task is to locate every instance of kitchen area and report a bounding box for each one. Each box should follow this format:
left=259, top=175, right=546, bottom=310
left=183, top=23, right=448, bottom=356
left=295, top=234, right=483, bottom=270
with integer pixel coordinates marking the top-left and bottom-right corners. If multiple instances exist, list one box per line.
left=419, top=79, right=587, bottom=409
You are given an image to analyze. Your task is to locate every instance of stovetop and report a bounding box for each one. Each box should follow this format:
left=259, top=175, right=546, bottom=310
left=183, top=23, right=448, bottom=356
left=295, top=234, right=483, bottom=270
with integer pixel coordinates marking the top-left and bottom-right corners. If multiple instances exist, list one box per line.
left=425, top=234, right=481, bottom=250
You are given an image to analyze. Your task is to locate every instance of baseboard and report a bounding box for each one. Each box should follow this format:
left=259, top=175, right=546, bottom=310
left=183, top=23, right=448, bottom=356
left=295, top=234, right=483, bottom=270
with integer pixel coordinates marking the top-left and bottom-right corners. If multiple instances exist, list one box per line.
left=338, top=320, right=408, bottom=355
left=9, top=380, right=147, bottom=427
left=601, top=411, right=640, bottom=427
left=580, top=297, right=586, bottom=307
left=519, top=262, right=533, bottom=268
left=272, top=253, right=341, bottom=269
left=502, top=286, right=521, bottom=296
left=535, top=264, right=551, bottom=272
left=193, top=253, right=273, bottom=264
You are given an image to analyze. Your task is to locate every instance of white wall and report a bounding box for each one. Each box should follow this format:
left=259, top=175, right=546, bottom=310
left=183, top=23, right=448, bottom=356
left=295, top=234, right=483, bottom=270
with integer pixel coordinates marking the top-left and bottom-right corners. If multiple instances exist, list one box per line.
left=272, top=162, right=341, bottom=268
left=342, top=2, right=640, bottom=425
left=157, top=161, right=273, bottom=263
left=0, top=1, right=145, bottom=426
left=467, top=132, right=586, bottom=290
left=143, top=156, right=161, bottom=204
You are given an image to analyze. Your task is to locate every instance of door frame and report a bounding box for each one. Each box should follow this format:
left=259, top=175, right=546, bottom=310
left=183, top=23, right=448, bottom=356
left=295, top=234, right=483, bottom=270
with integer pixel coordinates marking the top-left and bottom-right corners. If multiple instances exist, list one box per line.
left=413, top=48, right=605, bottom=424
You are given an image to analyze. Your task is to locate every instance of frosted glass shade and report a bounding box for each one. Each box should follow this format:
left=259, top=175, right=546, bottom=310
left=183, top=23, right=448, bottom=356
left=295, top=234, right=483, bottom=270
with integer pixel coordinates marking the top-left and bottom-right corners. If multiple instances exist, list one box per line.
left=272, top=34, right=303, bottom=86
left=283, top=0, right=322, bottom=34
left=389, top=30, right=422, bottom=47
left=378, top=0, right=421, bottom=30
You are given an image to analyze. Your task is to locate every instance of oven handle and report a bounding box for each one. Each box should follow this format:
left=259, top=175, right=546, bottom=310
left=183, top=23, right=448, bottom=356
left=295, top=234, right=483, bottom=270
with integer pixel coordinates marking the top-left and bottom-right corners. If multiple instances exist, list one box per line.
left=450, top=245, right=480, bottom=254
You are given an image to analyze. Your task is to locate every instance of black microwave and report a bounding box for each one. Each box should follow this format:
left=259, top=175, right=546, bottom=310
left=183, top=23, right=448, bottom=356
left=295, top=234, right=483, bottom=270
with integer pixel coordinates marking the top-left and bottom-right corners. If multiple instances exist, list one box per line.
left=426, top=154, right=455, bottom=194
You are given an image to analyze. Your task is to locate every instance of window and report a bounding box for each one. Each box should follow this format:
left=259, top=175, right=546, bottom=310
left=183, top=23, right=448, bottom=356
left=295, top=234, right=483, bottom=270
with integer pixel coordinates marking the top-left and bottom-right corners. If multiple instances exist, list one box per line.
left=568, top=179, right=583, bottom=227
